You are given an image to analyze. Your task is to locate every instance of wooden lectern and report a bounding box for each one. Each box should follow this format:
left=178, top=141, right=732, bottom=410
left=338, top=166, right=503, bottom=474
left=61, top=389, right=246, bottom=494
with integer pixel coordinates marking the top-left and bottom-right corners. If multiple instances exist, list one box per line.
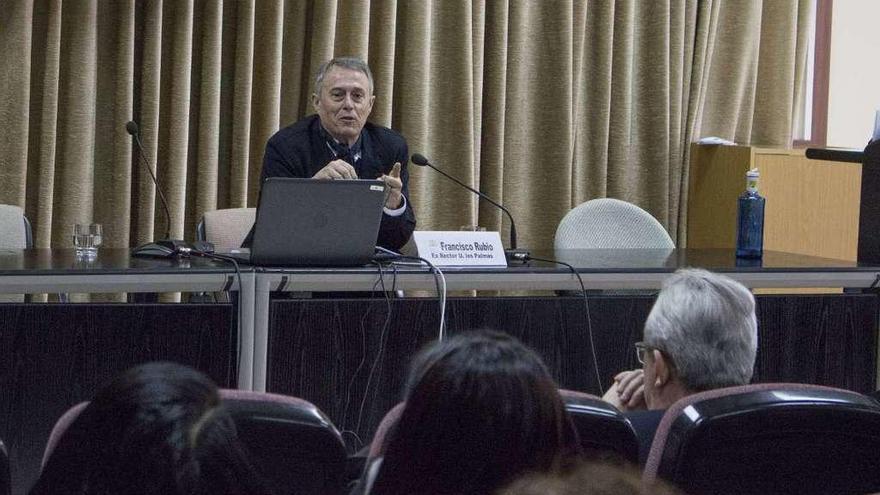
left=686, top=143, right=863, bottom=262
left=805, top=141, right=880, bottom=263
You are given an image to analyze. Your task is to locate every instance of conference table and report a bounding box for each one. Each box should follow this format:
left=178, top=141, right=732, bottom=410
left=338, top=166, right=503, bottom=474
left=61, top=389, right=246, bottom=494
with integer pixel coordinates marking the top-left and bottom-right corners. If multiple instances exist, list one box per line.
left=1, top=247, right=880, bottom=492
left=255, top=248, right=880, bottom=453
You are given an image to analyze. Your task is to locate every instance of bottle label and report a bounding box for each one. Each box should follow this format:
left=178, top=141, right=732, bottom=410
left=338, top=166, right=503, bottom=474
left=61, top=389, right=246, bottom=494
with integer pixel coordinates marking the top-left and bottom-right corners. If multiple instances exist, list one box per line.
left=746, top=177, right=758, bottom=194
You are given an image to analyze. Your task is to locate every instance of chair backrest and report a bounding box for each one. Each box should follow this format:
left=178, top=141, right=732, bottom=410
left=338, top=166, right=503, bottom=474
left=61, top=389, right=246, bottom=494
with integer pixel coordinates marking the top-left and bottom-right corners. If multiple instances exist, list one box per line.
left=220, top=389, right=348, bottom=495
left=42, top=391, right=347, bottom=495
left=197, top=208, right=256, bottom=249
left=554, top=198, right=674, bottom=250
left=0, top=204, right=32, bottom=249
left=558, top=389, right=639, bottom=464
left=644, top=383, right=880, bottom=495
left=0, top=440, right=10, bottom=495
left=368, top=391, right=638, bottom=464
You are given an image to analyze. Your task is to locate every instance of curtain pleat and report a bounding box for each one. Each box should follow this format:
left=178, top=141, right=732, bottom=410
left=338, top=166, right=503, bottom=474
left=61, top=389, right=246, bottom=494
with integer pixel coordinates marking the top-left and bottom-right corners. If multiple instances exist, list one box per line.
left=230, top=1, right=254, bottom=207
left=0, top=0, right=33, bottom=208
left=249, top=0, right=284, bottom=207
left=0, top=0, right=813, bottom=252
left=53, top=0, right=98, bottom=241
left=191, top=0, right=223, bottom=218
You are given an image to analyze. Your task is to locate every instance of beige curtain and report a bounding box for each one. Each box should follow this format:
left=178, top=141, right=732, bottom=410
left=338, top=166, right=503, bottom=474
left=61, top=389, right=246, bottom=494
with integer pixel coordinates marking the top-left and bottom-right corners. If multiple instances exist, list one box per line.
left=0, top=0, right=812, bottom=252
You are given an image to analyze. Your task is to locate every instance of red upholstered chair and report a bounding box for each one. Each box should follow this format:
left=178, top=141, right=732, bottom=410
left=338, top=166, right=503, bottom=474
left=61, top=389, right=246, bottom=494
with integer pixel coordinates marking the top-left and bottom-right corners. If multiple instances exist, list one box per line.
left=643, top=383, right=880, bottom=495
left=367, top=402, right=404, bottom=460
left=42, top=390, right=347, bottom=495
left=368, top=390, right=638, bottom=464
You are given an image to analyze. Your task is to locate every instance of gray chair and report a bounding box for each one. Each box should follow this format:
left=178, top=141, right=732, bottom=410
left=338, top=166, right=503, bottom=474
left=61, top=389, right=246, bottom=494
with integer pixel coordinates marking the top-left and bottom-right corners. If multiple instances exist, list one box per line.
left=0, top=204, right=33, bottom=302
left=196, top=207, right=256, bottom=249
left=194, top=208, right=255, bottom=302
left=554, top=198, right=674, bottom=250
left=0, top=204, right=33, bottom=249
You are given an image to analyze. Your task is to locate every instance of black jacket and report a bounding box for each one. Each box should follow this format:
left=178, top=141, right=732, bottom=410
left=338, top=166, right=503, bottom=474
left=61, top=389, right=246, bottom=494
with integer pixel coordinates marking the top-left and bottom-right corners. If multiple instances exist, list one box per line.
left=257, top=115, right=416, bottom=250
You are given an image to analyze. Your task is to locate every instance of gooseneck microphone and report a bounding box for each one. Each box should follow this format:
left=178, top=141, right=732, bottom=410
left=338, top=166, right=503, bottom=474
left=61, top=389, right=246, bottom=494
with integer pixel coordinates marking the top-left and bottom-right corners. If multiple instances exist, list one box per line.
left=411, top=153, right=529, bottom=262
left=126, top=121, right=173, bottom=240
left=126, top=121, right=200, bottom=257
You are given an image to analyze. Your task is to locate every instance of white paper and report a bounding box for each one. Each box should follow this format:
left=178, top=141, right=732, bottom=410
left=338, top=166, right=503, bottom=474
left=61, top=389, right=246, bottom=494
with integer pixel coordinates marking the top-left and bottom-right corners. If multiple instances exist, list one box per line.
left=696, top=136, right=736, bottom=146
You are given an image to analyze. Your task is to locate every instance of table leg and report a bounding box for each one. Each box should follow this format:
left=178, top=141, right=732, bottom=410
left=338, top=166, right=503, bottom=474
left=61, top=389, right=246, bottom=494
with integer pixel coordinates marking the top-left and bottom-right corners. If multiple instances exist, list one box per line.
left=237, top=271, right=256, bottom=390
left=253, top=274, right=273, bottom=392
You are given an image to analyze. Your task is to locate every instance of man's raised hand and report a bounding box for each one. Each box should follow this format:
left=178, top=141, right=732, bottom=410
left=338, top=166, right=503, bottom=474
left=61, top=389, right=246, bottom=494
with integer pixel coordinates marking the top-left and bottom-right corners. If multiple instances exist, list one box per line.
left=379, top=162, right=403, bottom=209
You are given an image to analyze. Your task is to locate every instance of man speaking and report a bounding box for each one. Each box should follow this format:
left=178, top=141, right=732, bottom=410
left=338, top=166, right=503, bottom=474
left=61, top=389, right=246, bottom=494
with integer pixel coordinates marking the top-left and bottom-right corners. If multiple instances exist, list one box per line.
left=258, top=57, right=416, bottom=250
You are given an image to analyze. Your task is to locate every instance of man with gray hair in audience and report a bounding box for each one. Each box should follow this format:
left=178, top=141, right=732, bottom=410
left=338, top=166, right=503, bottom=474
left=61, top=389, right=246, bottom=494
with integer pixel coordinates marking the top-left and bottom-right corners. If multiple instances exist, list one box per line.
left=602, top=268, right=758, bottom=463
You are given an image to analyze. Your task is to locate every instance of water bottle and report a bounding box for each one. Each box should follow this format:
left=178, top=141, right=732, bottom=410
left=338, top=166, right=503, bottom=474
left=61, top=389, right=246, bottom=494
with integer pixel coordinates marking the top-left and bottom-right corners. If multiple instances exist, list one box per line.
left=735, top=169, right=765, bottom=258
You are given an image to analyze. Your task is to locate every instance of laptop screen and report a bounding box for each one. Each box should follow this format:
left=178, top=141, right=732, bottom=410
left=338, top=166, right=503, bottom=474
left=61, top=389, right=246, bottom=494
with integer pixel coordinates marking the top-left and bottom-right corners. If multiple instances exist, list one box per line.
left=250, top=178, right=386, bottom=266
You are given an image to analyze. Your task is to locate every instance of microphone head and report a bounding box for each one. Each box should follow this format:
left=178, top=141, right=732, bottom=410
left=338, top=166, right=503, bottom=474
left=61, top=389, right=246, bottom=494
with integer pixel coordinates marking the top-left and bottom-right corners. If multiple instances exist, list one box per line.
left=125, top=121, right=139, bottom=136
left=411, top=153, right=430, bottom=166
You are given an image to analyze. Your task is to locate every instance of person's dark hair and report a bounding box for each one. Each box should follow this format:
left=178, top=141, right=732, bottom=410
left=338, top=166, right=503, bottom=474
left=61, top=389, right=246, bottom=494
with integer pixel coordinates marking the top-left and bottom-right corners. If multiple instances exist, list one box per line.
left=370, top=331, right=582, bottom=495
left=30, top=362, right=271, bottom=495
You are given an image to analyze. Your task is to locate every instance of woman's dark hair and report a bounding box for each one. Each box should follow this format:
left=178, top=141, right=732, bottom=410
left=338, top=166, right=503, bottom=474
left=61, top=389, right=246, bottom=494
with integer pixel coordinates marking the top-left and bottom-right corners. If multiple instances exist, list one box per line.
left=370, top=330, right=582, bottom=495
left=30, top=362, right=271, bottom=495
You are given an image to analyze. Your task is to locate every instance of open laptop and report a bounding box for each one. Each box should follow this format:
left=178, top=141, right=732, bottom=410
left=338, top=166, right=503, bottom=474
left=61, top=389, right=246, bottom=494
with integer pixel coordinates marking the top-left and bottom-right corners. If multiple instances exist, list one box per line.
left=223, top=178, right=387, bottom=266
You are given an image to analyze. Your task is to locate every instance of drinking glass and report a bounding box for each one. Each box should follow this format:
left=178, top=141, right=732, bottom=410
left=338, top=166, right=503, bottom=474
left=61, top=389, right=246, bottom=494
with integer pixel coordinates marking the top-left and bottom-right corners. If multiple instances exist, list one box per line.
left=72, top=223, right=102, bottom=259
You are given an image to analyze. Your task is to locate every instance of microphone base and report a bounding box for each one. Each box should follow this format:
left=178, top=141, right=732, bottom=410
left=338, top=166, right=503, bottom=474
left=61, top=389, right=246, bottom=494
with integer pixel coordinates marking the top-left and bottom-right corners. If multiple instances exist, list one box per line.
left=505, top=248, right=531, bottom=264
left=132, top=239, right=214, bottom=258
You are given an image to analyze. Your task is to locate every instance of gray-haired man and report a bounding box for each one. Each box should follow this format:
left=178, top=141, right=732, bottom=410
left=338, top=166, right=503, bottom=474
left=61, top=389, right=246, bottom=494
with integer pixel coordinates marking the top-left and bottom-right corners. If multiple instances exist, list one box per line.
left=255, top=57, right=415, bottom=250
left=603, top=268, right=759, bottom=462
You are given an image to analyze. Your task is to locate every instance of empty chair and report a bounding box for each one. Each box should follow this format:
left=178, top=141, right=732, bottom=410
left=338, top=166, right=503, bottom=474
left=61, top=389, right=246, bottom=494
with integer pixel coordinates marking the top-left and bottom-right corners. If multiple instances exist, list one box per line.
left=197, top=207, right=256, bottom=249
left=368, top=390, right=639, bottom=466
left=554, top=198, right=674, bottom=250
left=221, top=389, right=348, bottom=495
left=42, top=390, right=347, bottom=495
left=0, top=204, right=34, bottom=302
left=643, top=383, right=880, bottom=495
left=0, top=204, right=33, bottom=250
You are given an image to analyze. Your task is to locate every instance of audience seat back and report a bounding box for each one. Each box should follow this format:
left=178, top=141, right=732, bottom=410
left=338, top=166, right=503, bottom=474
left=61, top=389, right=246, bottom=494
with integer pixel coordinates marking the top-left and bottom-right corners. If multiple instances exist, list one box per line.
left=369, top=391, right=638, bottom=465
left=0, top=440, right=9, bottom=495
left=43, top=391, right=347, bottom=495
left=219, top=389, right=347, bottom=495
left=644, top=383, right=880, bottom=495
left=558, top=389, right=639, bottom=464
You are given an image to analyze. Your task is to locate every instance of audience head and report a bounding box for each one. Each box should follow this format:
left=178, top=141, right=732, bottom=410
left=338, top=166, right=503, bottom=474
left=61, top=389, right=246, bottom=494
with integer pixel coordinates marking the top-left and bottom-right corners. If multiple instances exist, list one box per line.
left=31, top=362, right=270, bottom=495
left=641, top=268, right=757, bottom=409
left=499, top=461, right=681, bottom=495
left=370, top=330, right=581, bottom=495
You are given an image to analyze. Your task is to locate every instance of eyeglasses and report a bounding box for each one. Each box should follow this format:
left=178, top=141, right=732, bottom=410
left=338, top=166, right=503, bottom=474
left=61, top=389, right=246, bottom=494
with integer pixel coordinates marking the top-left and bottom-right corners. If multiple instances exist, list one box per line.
left=634, top=342, right=654, bottom=365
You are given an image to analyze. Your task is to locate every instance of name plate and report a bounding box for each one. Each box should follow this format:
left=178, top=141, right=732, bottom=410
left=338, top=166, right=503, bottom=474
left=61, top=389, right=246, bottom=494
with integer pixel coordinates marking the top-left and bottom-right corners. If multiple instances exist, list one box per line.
left=413, top=231, right=508, bottom=267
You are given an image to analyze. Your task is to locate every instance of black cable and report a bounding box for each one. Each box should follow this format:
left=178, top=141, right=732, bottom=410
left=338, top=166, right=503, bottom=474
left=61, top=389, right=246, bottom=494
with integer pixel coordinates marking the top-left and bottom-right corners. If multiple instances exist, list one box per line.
left=189, top=250, right=244, bottom=385
left=354, top=261, right=395, bottom=437
left=527, top=255, right=604, bottom=395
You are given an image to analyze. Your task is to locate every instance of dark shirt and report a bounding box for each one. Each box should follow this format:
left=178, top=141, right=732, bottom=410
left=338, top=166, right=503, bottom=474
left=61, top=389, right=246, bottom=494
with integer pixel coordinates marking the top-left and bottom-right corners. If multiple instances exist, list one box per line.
left=258, top=114, right=416, bottom=250
left=625, top=409, right=665, bottom=465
